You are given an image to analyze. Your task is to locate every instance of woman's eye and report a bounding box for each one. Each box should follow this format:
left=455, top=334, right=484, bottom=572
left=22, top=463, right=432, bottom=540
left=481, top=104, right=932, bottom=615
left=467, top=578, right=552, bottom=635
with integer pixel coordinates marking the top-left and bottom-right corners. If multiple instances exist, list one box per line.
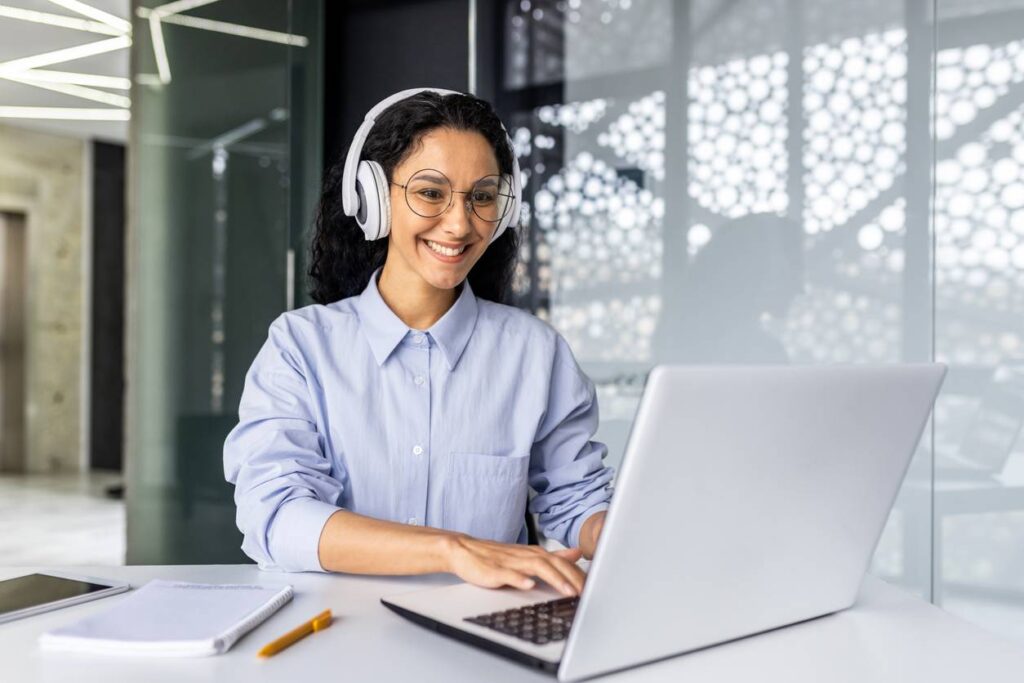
left=418, top=189, right=446, bottom=201
left=472, top=191, right=496, bottom=204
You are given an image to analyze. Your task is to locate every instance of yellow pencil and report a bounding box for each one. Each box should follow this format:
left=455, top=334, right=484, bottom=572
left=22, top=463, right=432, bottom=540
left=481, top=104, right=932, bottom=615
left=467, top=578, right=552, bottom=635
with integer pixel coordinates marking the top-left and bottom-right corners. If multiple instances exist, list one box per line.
left=257, top=609, right=333, bottom=658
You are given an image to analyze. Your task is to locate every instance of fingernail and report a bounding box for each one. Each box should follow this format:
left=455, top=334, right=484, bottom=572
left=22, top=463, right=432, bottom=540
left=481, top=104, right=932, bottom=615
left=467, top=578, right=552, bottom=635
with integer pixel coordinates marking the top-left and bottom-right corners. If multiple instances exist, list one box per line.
left=523, top=579, right=535, bottom=589
left=562, top=583, right=575, bottom=595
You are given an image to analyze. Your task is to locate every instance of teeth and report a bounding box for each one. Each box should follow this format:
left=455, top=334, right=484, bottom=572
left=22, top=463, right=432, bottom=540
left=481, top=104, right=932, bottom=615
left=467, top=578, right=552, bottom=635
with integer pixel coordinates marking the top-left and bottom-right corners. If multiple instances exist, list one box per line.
left=425, top=240, right=466, bottom=257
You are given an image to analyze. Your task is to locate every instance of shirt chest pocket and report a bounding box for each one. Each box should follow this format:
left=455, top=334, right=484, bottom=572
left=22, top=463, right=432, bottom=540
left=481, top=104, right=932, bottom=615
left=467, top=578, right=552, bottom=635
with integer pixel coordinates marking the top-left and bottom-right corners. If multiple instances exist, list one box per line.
left=442, top=451, right=530, bottom=543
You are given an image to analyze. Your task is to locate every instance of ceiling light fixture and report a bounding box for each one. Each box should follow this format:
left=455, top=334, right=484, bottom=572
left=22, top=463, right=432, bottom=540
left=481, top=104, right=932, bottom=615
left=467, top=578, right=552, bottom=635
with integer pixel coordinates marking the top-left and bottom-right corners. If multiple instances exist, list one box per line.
left=1, top=0, right=309, bottom=123
left=2, top=73, right=131, bottom=107
left=45, top=0, right=131, bottom=34
left=0, top=35, right=131, bottom=74
left=151, top=0, right=222, bottom=18
left=137, top=10, right=308, bottom=46
left=0, top=4, right=122, bottom=35
left=148, top=14, right=171, bottom=84
left=0, top=105, right=130, bottom=120
left=10, top=69, right=130, bottom=90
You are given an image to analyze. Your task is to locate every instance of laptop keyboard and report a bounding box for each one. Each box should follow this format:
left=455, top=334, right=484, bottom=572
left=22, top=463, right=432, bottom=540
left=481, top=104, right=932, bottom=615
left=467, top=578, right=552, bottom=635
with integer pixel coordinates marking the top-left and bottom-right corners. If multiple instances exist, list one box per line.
left=464, top=596, right=579, bottom=645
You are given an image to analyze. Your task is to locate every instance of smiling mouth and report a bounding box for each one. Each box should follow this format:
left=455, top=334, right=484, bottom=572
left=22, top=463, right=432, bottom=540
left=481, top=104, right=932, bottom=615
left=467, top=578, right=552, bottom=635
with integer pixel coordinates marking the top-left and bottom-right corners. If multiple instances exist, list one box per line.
left=423, top=239, right=468, bottom=257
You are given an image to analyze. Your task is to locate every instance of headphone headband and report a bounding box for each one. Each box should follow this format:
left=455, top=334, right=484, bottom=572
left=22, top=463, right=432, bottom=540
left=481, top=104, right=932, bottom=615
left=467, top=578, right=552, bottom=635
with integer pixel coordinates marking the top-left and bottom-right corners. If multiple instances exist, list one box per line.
left=341, top=88, right=461, bottom=216
left=340, top=87, right=522, bottom=244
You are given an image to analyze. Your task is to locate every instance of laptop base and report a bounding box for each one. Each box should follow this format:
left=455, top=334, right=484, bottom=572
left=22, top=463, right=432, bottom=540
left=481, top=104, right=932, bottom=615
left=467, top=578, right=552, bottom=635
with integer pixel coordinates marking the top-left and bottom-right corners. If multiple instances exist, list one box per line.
left=382, top=599, right=560, bottom=674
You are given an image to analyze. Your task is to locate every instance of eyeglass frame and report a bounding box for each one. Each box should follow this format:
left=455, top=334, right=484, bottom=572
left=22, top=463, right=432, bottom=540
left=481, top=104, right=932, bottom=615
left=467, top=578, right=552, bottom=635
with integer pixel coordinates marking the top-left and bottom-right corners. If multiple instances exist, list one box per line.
left=389, top=168, right=515, bottom=224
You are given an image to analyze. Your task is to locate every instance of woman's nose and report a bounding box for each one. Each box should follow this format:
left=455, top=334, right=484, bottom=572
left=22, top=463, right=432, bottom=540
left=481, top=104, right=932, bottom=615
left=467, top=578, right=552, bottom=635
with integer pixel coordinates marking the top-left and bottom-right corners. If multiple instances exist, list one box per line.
left=440, top=196, right=475, bottom=236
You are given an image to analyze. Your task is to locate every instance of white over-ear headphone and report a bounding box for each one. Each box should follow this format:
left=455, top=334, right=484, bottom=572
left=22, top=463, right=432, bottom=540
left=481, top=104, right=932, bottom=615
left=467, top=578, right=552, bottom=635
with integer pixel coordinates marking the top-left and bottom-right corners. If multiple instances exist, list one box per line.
left=340, top=87, right=522, bottom=243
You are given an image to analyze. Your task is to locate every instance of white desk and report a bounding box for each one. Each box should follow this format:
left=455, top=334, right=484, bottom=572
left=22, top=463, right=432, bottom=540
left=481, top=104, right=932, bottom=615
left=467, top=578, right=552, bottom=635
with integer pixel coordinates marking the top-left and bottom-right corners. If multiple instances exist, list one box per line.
left=3, top=565, right=1024, bottom=682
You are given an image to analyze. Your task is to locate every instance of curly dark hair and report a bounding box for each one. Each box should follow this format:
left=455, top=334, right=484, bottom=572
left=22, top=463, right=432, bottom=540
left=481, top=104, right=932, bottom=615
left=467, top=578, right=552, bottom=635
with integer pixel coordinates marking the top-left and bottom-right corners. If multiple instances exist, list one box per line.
left=309, top=91, right=520, bottom=305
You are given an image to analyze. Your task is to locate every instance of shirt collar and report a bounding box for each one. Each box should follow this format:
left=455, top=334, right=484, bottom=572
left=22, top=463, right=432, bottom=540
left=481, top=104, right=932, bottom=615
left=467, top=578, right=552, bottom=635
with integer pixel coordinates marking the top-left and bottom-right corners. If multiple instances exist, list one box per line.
left=355, top=266, right=479, bottom=370
left=429, top=275, right=479, bottom=371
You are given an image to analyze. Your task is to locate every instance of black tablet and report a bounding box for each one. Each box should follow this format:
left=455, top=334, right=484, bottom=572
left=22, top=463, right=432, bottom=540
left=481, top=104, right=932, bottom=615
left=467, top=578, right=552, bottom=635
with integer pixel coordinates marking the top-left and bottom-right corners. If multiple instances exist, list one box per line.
left=0, top=572, right=130, bottom=624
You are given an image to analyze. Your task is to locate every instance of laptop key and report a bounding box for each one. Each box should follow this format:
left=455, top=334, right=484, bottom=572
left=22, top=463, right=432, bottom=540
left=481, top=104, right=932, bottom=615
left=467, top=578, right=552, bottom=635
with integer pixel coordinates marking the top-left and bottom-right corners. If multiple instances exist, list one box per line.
left=465, top=596, right=580, bottom=645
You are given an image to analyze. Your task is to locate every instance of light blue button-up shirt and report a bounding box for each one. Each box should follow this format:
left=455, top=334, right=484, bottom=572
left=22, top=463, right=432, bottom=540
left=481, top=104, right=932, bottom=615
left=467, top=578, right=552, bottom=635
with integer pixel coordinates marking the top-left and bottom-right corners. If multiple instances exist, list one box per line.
left=223, top=267, right=614, bottom=572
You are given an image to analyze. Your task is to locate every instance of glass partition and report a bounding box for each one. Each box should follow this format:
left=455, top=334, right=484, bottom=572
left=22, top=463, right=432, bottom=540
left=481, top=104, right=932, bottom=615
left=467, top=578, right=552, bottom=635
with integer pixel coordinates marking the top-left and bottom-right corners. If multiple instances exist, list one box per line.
left=493, top=0, right=1024, bottom=641
left=495, top=0, right=936, bottom=599
left=934, top=0, right=1024, bottom=639
left=126, top=0, right=322, bottom=563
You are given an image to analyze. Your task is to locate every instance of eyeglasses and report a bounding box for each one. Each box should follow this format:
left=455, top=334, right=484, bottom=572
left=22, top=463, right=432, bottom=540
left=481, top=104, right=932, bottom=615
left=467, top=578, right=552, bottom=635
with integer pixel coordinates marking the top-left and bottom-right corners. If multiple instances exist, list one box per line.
left=391, top=168, right=514, bottom=224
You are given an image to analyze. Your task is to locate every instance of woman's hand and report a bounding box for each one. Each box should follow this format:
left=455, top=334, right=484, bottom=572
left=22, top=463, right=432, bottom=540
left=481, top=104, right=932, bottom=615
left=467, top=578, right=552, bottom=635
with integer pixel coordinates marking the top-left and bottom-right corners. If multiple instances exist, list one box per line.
left=444, top=534, right=587, bottom=597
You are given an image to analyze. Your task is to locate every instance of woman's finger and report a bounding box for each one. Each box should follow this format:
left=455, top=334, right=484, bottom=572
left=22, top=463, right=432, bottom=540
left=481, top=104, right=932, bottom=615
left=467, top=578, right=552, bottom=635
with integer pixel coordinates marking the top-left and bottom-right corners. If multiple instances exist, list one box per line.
left=552, top=547, right=584, bottom=561
left=526, top=546, right=587, bottom=592
left=506, top=553, right=582, bottom=596
left=494, top=566, right=536, bottom=591
left=544, top=554, right=587, bottom=594
left=465, top=562, right=535, bottom=591
left=503, top=545, right=587, bottom=594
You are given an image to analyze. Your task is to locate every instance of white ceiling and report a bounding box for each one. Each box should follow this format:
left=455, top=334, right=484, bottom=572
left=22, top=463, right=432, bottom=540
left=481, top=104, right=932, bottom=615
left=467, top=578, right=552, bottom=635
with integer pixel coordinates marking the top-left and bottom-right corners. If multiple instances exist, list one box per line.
left=0, top=1, right=130, bottom=142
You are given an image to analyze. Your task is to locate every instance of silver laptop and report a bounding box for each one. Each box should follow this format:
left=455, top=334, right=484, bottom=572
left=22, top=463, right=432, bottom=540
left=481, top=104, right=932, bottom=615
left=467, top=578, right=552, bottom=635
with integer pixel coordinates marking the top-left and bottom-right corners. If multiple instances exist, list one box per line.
left=382, top=364, right=947, bottom=681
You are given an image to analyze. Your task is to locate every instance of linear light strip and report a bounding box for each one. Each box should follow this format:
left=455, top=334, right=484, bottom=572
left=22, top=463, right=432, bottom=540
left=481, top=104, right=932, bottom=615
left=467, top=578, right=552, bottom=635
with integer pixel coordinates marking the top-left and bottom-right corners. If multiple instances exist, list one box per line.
left=0, top=4, right=121, bottom=35
left=0, top=106, right=129, bottom=120
left=2, top=74, right=131, bottom=107
left=45, top=0, right=131, bottom=33
left=135, top=73, right=164, bottom=87
left=148, top=15, right=172, bottom=84
left=136, top=9, right=309, bottom=47
left=186, top=116, right=268, bottom=159
left=13, top=69, right=130, bottom=90
left=0, top=35, right=131, bottom=74
left=152, top=0, right=221, bottom=19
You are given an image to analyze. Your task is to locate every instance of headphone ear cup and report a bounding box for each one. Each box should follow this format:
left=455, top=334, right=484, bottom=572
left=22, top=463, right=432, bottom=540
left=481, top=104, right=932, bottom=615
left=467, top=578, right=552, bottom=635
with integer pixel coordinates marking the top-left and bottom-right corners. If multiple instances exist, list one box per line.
left=369, top=161, right=391, bottom=239
left=355, top=161, right=391, bottom=240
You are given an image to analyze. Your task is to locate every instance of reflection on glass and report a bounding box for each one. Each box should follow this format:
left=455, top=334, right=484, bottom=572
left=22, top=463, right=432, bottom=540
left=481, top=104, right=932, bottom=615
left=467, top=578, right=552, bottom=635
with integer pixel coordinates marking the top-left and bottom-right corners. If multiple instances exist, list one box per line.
left=496, top=0, right=1020, bottom=642
left=126, top=0, right=321, bottom=564
left=656, top=214, right=803, bottom=364
left=934, top=0, right=1024, bottom=640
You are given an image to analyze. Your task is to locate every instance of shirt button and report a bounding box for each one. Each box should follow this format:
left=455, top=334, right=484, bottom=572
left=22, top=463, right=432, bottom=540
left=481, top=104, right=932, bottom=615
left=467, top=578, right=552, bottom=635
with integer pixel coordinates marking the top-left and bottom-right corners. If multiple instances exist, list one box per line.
left=407, top=517, right=419, bottom=525
left=413, top=334, right=425, bottom=344
left=412, top=445, right=423, bottom=455
left=414, top=375, right=425, bottom=386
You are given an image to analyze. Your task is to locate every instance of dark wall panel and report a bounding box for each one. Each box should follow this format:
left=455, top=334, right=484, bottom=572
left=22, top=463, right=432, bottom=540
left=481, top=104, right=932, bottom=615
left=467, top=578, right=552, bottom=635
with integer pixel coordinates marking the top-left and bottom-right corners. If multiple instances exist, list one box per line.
left=323, top=0, right=470, bottom=169
left=90, top=141, right=125, bottom=472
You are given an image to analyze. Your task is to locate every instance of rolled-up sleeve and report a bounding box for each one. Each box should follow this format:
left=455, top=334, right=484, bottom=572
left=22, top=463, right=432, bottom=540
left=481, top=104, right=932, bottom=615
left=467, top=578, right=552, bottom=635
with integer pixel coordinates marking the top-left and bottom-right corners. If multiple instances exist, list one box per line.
left=528, top=335, right=615, bottom=549
left=223, top=315, right=344, bottom=572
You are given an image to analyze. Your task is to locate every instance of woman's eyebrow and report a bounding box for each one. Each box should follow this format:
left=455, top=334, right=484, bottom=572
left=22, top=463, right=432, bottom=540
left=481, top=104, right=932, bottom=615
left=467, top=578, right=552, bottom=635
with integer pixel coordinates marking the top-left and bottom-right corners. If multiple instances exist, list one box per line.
left=410, top=173, right=500, bottom=187
left=411, top=173, right=448, bottom=184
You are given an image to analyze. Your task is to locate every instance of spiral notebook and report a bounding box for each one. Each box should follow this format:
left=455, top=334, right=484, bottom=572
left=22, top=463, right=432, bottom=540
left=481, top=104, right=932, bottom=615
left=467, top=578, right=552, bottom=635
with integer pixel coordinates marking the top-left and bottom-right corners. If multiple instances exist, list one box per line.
left=39, top=580, right=294, bottom=657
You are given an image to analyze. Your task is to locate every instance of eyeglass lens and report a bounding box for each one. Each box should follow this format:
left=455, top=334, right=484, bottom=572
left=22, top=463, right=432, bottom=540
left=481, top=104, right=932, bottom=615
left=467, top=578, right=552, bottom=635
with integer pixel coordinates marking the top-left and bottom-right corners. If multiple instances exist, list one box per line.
left=403, top=169, right=513, bottom=223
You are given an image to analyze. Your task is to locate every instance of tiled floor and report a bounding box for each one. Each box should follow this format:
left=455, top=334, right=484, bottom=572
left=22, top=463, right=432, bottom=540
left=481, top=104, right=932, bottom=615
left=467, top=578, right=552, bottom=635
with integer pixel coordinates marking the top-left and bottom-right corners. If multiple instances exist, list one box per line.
left=0, top=472, right=125, bottom=566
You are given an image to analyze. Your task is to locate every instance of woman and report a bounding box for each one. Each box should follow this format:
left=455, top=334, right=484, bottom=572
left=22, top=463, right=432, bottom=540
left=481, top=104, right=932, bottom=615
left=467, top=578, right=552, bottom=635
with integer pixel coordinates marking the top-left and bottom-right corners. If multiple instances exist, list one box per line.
left=224, top=89, right=613, bottom=598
